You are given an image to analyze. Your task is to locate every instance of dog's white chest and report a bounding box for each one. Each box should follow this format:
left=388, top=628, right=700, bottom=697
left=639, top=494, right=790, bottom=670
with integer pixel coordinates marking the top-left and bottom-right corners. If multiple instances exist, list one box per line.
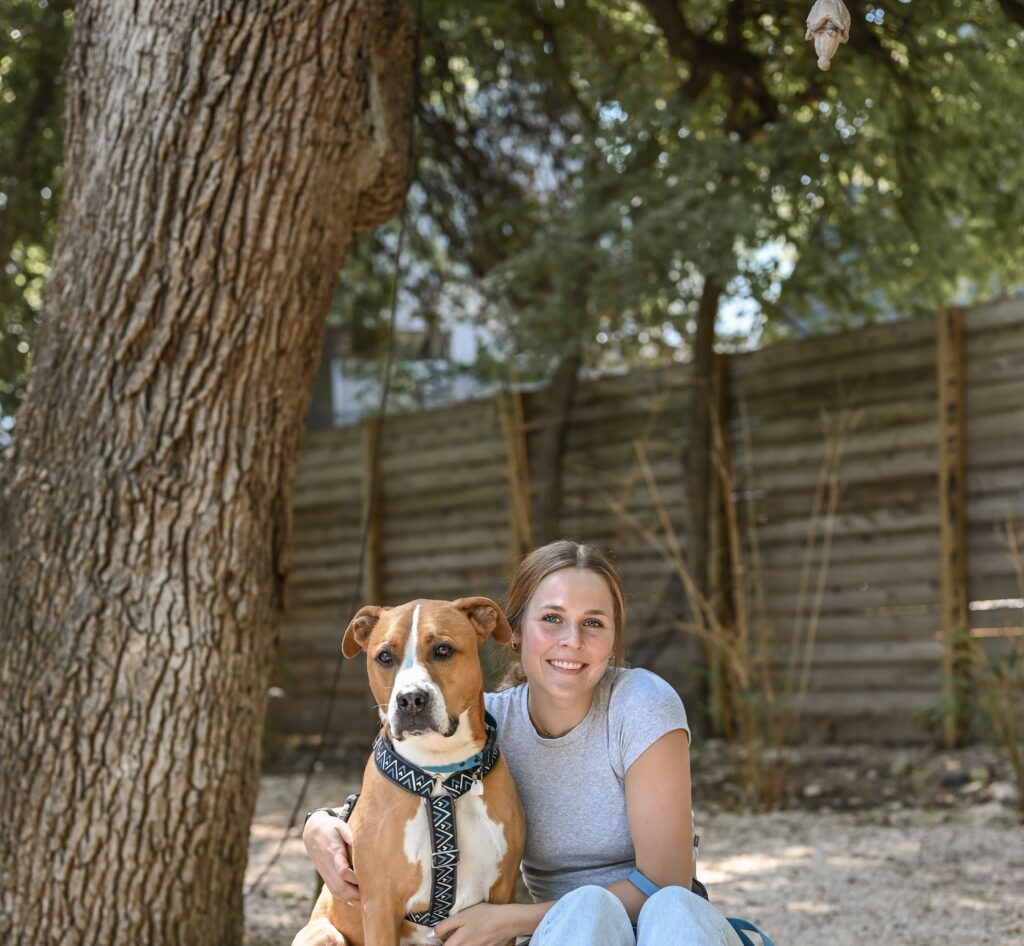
left=401, top=791, right=508, bottom=946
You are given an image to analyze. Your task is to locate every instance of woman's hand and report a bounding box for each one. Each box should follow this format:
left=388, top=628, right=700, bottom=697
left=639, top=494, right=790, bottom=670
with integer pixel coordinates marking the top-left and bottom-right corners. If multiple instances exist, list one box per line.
left=432, top=902, right=520, bottom=946
left=302, top=810, right=359, bottom=902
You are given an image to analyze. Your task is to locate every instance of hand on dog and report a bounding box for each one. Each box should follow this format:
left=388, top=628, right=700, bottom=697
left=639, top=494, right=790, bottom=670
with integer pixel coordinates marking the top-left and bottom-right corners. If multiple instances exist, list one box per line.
left=432, top=902, right=517, bottom=946
left=302, top=810, right=360, bottom=902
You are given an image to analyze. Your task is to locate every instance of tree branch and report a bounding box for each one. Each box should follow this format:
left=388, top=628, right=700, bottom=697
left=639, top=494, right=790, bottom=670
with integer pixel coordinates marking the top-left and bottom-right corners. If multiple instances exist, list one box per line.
left=640, top=0, right=779, bottom=132
left=998, top=0, right=1024, bottom=28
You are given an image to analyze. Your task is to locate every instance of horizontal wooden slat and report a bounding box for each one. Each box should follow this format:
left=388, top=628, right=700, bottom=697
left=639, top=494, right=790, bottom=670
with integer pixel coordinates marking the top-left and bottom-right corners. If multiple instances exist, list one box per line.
left=734, top=372, right=936, bottom=420
left=772, top=638, right=943, bottom=666
left=731, top=316, right=934, bottom=379
left=786, top=664, right=943, bottom=693
left=962, top=296, right=1024, bottom=333
left=782, top=689, right=936, bottom=715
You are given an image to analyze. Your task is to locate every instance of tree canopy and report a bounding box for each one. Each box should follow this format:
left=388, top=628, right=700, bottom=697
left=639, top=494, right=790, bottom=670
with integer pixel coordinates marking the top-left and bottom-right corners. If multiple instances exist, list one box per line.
left=339, top=0, right=1024, bottom=393
left=0, top=0, right=72, bottom=426
left=4, top=0, right=1024, bottom=425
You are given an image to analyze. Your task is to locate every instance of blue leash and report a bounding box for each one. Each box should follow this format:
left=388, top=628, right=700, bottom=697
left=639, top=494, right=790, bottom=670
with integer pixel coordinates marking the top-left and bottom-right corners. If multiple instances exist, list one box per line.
left=727, top=916, right=775, bottom=946
left=627, top=869, right=774, bottom=946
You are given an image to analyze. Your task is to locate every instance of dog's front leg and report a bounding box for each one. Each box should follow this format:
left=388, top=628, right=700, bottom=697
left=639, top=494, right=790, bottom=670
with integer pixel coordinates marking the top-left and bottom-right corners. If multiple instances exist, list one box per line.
left=291, top=916, right=350, bottom=946
left=360, top=899, right=405, bottom=946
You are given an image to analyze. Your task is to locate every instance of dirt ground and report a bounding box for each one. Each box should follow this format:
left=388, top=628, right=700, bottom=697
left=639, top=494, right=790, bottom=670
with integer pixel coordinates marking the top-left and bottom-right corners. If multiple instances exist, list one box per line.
left=245, top=742, right=1024, bottom=946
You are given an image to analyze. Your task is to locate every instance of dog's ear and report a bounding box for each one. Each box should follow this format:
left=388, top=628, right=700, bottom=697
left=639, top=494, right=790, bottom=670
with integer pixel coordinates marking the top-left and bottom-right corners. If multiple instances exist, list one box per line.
left=453, top=596, right=513, bottom=645
left=342, top=605, right=384, bottom=658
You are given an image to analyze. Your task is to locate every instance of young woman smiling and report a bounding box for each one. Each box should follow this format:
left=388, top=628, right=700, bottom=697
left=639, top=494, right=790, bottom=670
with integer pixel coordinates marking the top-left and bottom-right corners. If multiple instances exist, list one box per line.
left=303, top=540, right=744, bottom=945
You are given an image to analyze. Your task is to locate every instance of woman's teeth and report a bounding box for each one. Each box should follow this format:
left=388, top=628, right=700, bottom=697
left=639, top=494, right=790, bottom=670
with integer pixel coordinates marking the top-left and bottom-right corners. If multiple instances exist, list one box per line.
left=549, top=659, right=585, bottom=671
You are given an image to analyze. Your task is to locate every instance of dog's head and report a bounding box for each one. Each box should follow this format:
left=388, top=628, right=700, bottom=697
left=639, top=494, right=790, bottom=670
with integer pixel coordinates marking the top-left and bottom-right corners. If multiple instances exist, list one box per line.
left=342, top=597, right=511, bottom=741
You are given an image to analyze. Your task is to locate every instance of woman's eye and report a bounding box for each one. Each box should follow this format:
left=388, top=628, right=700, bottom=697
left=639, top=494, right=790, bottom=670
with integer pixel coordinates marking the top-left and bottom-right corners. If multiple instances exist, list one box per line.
left=376, top=650, right=395, bottom=666
left=542, top=613, right=560, bottom=623
left=433, top=643, right=453, bottom=659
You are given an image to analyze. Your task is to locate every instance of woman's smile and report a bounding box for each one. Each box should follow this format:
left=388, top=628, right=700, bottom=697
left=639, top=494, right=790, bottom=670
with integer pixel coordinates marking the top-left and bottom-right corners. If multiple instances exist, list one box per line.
left=547, top=658, right=587, bottom=673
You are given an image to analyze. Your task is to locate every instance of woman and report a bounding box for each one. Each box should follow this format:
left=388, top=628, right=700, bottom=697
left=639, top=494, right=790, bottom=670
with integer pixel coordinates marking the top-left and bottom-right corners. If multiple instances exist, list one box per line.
left=304, top=540, right=742, bottom=945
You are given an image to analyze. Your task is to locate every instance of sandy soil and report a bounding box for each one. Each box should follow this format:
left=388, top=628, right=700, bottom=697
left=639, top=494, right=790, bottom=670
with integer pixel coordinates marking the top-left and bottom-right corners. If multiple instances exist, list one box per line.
left=245, top=746, right=1024, bottom=946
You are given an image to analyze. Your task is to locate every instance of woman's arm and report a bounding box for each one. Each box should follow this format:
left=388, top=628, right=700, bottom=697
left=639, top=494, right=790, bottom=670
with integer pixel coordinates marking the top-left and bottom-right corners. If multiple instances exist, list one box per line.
left=614, top=727, right=695, bottom=921
left=432, top=900, right=554, bottom=945
left=302, top=809, right=360, bottom=901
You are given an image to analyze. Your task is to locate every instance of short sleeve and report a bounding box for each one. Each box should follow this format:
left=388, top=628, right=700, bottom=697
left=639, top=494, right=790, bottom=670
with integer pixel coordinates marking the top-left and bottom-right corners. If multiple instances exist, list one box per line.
left=608, top=669, right=690, bottom=776
left=484, top=688, right=513, bottom=732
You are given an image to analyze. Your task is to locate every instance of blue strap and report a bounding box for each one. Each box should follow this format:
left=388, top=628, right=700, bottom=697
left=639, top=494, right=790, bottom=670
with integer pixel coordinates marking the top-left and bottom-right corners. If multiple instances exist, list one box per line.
left=728, top=917, right=775, bottom=946
left=626, top=868, right=660, bottom=897
left=421, top=750, right=485, bottom=773
left=627, top=869, right=774, bottom=946
left=419, top=712, right=501, bottom=773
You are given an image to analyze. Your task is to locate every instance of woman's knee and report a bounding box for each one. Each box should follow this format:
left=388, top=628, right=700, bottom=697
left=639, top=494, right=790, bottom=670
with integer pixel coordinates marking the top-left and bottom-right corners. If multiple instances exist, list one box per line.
left=639, top=884, right=691, bottom=915
left=562, top=884, right=631, bottom=920
left=535, top=886, right=633, bottom=944
left=637, top=886, right=740, bottom=944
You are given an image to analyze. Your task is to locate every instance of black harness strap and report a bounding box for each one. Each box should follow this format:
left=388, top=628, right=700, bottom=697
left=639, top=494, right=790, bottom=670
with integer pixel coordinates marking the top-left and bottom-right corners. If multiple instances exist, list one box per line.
left=356, top=713, right=501, bottom=928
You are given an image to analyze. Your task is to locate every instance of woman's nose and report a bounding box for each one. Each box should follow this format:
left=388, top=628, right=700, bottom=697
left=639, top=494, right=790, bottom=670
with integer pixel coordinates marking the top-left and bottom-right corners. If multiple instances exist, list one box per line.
left=560, top=623, right=584, bottom=647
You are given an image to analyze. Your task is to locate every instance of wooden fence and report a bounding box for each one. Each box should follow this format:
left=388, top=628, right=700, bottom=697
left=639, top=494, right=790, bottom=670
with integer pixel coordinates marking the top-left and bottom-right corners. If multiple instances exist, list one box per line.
left=267, top=300, right=1024, bottom=750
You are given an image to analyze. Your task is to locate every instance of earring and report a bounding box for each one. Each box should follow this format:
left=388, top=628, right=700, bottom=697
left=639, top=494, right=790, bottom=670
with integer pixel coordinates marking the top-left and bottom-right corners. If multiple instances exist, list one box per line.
left=511, top=639, right=520, bottom=651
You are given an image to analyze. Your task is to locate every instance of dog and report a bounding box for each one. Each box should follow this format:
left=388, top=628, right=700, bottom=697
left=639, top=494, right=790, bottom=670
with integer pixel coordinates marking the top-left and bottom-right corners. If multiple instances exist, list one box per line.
left=292, top=597, right=525, bottom=946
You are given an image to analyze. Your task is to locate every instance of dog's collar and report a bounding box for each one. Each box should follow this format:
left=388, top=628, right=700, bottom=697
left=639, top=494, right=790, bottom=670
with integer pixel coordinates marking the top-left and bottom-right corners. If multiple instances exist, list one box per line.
left=373, top=711, right=501, bottom=927
left=418, top=744, right=492, bottom=774
left=373, top=710, right=501, bottom=799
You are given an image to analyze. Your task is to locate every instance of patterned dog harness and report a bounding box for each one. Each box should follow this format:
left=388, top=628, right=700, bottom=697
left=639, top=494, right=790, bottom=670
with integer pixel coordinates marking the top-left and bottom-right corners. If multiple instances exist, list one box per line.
left=342, top=712, right=502, bottom=928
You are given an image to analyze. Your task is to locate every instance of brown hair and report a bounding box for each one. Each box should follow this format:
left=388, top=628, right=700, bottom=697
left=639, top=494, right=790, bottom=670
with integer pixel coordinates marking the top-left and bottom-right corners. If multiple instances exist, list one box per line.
left=499, top=540, right=627, bottom=688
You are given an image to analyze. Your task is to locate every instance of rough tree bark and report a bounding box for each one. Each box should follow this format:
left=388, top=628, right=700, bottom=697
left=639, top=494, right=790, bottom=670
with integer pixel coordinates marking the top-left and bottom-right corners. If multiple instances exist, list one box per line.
left=0, top=3, right=415, bottom=944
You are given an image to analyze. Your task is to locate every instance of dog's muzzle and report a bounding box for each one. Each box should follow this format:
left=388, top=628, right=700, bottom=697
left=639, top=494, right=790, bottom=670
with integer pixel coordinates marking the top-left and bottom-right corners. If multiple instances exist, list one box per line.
left=391, top=685, right=450, bottom=738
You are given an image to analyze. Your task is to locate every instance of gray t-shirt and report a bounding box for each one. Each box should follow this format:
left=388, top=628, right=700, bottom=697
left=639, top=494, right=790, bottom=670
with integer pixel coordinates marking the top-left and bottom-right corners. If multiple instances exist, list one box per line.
left=484, top=667, right=689, bottom=903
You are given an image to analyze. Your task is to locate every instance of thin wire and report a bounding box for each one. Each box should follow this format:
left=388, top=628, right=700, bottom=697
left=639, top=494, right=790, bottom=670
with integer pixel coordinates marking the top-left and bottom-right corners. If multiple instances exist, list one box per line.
left=246, top=5, right=422, bottom=894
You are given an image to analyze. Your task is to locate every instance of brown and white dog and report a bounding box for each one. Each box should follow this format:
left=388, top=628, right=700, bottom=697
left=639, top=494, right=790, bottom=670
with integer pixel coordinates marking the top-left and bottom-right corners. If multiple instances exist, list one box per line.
left=292, top=597, right=525, bottom=946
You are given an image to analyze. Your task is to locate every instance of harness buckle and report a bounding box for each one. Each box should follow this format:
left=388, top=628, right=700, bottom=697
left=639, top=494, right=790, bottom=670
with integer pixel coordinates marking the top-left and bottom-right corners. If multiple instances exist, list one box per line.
left=431, top=848, right=460, bottom=868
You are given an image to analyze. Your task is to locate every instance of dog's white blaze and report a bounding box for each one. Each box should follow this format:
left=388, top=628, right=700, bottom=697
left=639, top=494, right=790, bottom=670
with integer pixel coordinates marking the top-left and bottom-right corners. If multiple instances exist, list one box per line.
left=402, top=791, right=508, bottom=945
left=389, top=605, right=448, bottom=735
left=400, top=604, right=422, bottom=673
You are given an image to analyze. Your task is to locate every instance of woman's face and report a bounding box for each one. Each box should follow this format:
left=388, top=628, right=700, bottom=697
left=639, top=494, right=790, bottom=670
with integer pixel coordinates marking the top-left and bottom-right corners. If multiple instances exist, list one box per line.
left=519, top=567, right=617, bottom=704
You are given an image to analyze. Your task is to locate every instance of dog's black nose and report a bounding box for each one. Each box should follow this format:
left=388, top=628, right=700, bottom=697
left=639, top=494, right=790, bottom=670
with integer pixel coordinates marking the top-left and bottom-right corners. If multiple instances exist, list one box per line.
left=396, top=689, right=428, bottom=714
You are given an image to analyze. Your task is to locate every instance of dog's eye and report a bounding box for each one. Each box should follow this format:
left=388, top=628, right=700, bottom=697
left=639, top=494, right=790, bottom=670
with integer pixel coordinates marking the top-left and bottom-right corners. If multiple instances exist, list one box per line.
left=433, top=643, right=454, bottom=659
left=376, top=650, right=395, bottom=666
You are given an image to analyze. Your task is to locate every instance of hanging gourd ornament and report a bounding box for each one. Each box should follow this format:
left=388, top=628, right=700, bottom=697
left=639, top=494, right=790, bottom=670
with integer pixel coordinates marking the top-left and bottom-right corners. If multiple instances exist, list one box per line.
left=805, top=0, right=851, bottom=71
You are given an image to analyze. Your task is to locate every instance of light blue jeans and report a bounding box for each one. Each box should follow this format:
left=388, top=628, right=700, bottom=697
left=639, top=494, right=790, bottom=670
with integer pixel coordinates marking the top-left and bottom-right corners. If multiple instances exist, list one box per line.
left=530, top=884, right=743, bottom=945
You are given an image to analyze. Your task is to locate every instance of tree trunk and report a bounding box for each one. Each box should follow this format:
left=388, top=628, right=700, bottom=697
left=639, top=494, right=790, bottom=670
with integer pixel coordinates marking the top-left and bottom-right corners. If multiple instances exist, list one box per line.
left=529, top=273, right=589, bottom=546
left=529, top=352, right=581, bottom=545
left=685, top=277, right=722, bottom=605
left=0, top=3, right=415, bottom=945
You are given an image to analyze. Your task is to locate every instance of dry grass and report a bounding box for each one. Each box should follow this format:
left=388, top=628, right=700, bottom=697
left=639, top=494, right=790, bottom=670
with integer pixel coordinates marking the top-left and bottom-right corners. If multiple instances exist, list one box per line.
left=967, top=519, right=1024, bottom=819
left=604, top=404, right=859, bottom=808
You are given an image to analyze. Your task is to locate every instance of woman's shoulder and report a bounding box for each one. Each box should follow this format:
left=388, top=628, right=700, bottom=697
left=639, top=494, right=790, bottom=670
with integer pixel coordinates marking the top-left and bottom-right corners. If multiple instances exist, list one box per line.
left=605, top=667, right=686, bottom=723
left=484, top=684, right=524, bottom=719
left=607, top=666, right=678, bottom=702
left=606, top=667, right=690, bottom=765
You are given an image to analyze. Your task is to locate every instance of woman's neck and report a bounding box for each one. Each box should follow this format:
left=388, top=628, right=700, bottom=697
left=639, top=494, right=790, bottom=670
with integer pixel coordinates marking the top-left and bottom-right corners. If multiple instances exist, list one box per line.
left=526, top=685, right=597, bottom=739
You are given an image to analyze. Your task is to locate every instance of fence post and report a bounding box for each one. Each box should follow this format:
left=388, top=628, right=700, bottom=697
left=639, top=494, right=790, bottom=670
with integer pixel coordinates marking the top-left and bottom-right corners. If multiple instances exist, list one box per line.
left=362, top=416, right=383, bottom=605
left=936, top=307, right=971, bottom=747
left=706, top=352, right=734, bottom=735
